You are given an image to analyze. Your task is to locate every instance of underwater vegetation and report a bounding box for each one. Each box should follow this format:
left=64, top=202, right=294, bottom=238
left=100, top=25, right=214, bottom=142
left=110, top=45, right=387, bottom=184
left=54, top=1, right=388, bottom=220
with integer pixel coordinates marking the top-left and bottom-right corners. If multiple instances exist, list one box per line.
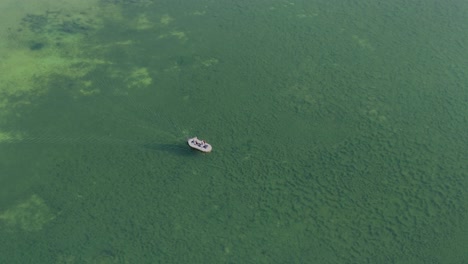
left=21, top=11, right=94, bottom=35
left=0, top=194, right=55, bottom=232
left=0, top=0, right=467, bottom=263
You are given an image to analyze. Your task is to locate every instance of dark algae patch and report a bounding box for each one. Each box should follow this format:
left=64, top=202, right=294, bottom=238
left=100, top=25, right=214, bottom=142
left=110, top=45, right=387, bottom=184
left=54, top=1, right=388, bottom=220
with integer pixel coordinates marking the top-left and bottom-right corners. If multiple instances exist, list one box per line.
left=0, top=0, right=467, bottom=263
left=21, top=11, right=94, bottom=35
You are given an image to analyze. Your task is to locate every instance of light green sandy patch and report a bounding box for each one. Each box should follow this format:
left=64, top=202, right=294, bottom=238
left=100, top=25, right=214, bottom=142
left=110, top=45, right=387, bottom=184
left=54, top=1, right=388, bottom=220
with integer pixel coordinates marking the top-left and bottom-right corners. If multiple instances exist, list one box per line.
left=269, top=1, right=296, bottom=11
left=0, top=47, right=110, bottom=107
left=134, top=14, right=154, bottom=30
left=79, top=80, right=101, bottom=96
left=296, top=13, right=318, bottom=18
left=90, top=40, right=134, bottom=51
left=0, top=130, right=23, bottom=143
left=171, top=31, right=186, bottom=40
left=127, top=67, right=152, bottom=89
left=160, top=14, right=174, bottom=25
left=352, top=35, right=374, bottom=50
left=200, top=57, right=219, bottom=67
left=0, top=0, right=123, bottom=120
left=106, top=66, right=153, bottom=93
left=0, top=194, right=55, bottom=231
left=192, top=11, right=206, bottom=16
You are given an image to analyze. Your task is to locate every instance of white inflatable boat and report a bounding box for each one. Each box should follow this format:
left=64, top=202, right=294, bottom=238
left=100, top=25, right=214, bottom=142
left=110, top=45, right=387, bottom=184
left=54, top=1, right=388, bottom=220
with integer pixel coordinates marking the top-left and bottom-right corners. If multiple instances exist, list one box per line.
left=188, top=137, right=212, bottom=153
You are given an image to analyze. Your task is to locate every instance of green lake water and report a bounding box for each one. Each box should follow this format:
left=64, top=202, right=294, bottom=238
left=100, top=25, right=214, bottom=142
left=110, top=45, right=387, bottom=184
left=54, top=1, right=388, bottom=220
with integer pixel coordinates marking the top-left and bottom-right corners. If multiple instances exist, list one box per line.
left=0, top=0, right=467, bottom=263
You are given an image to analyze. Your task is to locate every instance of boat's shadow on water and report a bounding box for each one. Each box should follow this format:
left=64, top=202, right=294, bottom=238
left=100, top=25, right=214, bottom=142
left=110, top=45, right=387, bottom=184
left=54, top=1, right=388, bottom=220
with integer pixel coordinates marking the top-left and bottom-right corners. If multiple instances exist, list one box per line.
left=142, top=142, right=199, bottom=156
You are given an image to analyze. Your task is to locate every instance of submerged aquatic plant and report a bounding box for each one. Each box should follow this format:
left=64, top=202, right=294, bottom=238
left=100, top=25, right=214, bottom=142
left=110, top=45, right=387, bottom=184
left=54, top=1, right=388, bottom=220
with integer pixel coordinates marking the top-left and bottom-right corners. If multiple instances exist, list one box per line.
left=0, top=194, right=55, bottom=232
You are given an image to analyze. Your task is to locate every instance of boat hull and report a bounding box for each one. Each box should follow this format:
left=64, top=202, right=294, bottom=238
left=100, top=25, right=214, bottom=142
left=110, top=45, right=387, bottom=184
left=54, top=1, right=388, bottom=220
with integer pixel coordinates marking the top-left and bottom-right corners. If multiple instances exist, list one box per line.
left=188, top=137, right=212, bottom=153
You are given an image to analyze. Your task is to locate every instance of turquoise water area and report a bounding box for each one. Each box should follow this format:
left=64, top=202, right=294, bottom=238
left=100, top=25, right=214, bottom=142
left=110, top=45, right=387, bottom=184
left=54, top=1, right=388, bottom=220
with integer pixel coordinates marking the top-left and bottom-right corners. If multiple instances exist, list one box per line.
left=0, top=0, right=467, bottom=263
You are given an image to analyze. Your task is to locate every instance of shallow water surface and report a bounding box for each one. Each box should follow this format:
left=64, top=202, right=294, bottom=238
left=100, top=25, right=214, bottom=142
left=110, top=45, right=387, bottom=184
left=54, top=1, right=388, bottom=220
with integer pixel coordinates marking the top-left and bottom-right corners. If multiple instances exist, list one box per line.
left=0, top=0, right=467, bottom=263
